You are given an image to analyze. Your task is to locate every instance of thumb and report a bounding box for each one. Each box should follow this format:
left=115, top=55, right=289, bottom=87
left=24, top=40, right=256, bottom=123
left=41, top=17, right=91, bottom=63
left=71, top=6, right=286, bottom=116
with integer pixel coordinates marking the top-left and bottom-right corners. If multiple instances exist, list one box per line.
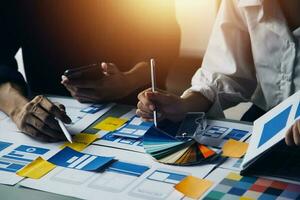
left=146, top=91, right=172, bottom=106
left=101, top=62, right=119, bottom=75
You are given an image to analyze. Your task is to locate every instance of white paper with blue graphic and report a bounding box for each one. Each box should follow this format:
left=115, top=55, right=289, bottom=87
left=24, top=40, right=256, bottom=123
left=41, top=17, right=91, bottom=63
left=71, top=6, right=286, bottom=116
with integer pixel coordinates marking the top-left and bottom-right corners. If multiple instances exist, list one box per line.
left=20, top=145, right=215, bottom=200
left=195, top=119, right=252, bottom=148
left=94, top=113, right=148, bottom=153
left=48, top=147, right=114, bottom=171
left=48, top=96, right=114, bottom=135
left=243, top=91, right=300, bottom=168
left=0, top=130, right=61, bottom=185
left=112, top=117, right=153, bottom=139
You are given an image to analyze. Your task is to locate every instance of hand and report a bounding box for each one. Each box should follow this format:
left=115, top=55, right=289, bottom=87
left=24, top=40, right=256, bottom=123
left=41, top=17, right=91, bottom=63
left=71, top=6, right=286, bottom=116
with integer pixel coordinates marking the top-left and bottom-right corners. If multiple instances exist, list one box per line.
left=286, top=119, right=300, bottom=146
left=61, top=63, right=133, bottom=103
left=10, top=95, right=71, bottom=142
left=136, top=88, right=187, bottom=122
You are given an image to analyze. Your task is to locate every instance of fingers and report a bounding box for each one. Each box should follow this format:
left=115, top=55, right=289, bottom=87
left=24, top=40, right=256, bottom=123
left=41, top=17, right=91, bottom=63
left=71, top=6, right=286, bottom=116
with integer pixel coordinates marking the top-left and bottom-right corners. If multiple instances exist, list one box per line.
left=38, top=96, right=71, bottom=124
left=286, top=125, right=295, bottom=146
left=62, top=77, right=97, bottom=88
left=23, top=124, right=60, bottom=143
left=285, top=120, right=300, bottom=146
left=101, top=62, right=119, bottom=76
left=138, top=89, right=155, bottom=112
left=294, top=121, right=300, bottom=145
left=26, top=114, right=65, bottom=140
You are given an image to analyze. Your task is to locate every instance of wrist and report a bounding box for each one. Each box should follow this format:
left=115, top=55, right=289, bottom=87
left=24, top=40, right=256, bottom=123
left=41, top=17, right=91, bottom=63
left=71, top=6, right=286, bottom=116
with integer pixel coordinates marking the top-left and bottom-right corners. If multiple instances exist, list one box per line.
left=124, top=62, right=151, bottom=91
left=0, top=82, right=28, bottom=118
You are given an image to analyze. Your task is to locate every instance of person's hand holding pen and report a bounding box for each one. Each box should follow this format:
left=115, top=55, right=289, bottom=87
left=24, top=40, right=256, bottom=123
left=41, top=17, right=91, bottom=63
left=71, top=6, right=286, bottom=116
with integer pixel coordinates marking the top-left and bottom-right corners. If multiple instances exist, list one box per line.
left=136, top=88, right=187, bottom=123
left=10, top=95, right=71, bottom=142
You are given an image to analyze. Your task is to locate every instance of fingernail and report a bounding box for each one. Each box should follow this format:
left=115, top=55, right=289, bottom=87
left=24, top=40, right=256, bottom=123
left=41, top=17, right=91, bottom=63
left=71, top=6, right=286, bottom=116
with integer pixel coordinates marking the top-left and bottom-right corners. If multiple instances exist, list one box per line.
left=149, top=104, right=155, bottom=111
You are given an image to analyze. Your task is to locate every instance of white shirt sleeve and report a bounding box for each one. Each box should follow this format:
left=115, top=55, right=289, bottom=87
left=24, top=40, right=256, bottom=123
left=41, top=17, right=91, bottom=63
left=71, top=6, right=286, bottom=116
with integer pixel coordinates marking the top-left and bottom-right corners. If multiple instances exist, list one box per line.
left=183, top=0, right=257, bottom=117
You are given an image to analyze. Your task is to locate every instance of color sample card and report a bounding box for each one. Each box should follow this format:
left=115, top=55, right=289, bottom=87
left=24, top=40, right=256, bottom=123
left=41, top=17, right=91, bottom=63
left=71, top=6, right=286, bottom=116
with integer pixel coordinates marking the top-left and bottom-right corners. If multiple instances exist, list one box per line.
left=143, top=126, right=216, bottom=166
left=203, top=172, right=300, bottom=200
left=94, top=117, right=128, bottom=131
left=112, top=116, right=153, bottom=139
left=48, top=147, right=114, bottom=171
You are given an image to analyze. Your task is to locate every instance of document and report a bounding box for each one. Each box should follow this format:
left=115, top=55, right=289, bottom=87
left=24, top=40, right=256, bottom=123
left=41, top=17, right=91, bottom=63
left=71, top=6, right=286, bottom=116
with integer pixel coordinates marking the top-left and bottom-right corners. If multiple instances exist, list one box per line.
left=20, top=145, right=216, bottom=200
left=0, top=130, right=61, bottom=185
left=93, top=111, right=146, bottom=153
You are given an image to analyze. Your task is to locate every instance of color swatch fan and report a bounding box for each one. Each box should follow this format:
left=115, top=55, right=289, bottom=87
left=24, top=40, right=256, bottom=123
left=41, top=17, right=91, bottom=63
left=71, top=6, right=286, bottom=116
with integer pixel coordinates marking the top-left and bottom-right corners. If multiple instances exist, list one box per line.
left=143, top=127, right=217, bottom=166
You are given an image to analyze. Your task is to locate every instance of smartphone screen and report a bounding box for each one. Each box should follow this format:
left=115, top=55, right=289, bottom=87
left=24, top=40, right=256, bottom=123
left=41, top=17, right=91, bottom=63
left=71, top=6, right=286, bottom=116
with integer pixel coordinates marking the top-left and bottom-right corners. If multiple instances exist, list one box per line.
left=64, top=63, right=103, bottom=80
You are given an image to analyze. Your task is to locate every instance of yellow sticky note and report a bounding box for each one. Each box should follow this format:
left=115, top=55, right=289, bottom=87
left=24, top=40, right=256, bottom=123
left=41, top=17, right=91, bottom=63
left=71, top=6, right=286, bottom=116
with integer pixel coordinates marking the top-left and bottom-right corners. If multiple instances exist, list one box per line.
left=61, top=133, right=99, bottom=151
left=226, top=172, right=243, bottom=181
left=222, top=139, right=249, bottom=158
left=93, top=117, right=128, bottom=131
left=17, top=157, right=55, bottom=179
left=174, top=176, right=213, bottom=199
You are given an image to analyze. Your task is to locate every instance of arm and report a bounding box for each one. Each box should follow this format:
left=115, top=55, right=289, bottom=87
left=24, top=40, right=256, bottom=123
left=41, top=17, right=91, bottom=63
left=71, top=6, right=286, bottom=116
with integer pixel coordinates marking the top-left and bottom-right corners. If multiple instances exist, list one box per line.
left=137, top=0, right=257, bottom=121
left=186, top=0, right=257, bottom=117
left=0, top=3, right=71, bottom=141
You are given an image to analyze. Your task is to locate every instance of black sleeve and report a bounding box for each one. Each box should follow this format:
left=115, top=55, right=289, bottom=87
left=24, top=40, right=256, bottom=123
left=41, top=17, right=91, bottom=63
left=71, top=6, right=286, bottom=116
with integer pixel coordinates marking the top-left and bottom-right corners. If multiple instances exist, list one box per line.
left=0, top=2, right=27, bottom=93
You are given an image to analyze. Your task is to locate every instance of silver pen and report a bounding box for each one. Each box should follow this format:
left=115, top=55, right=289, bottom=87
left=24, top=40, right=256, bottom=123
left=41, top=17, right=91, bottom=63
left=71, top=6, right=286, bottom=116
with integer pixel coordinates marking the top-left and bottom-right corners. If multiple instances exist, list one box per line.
left=56, top=118, right=73, bottom=143
left=150, top=58, right=158, bottom=127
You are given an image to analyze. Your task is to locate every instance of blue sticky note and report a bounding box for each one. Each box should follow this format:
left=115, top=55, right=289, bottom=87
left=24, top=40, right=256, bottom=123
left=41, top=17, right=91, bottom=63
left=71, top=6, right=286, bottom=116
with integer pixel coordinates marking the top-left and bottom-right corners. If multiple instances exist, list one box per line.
left=48, top=147, right=114, bottom=171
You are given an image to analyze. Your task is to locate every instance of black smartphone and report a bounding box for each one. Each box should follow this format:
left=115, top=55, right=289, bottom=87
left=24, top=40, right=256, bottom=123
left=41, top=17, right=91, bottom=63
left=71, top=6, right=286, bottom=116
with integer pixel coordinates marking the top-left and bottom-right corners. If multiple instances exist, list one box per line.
left=64, top=63, right=103, bottom=80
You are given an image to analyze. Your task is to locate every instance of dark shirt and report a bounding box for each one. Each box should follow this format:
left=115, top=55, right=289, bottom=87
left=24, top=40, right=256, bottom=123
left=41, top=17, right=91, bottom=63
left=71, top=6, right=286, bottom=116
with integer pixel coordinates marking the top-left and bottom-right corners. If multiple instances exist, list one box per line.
left=0, top=0, right=180, bottom=103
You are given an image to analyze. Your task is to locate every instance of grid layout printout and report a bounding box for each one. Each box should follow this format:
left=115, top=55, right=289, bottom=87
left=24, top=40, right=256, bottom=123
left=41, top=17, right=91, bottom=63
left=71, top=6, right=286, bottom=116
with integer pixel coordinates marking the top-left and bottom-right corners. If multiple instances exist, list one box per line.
left=203, top=172, right=300, bottom=200
left=112, top=116, right=153, bottom=139
left=0, top=144, right=49, bottom=173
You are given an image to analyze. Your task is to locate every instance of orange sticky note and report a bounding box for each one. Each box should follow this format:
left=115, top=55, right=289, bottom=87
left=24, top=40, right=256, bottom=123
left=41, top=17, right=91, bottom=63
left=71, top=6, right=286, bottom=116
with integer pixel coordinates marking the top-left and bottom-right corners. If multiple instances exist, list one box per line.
left=222, top=139, right=249, bottom=158
left=17, top=157, right=55, bottom=179
left=93, top=117, right=128, bottom=131
left=174, top=176, right=213, bottom=199
left=61, top=133, right=98, bottom=151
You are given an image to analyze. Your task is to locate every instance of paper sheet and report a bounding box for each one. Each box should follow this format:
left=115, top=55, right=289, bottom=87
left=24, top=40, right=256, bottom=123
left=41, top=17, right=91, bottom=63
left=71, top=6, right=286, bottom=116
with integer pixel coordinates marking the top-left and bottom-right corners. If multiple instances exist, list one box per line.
left=174, top=176, right=213, bottom=199
left=195, top=119, right=252, bottom=148
left=20, top=145, right=216, bottom=200
left=243, top=91, right=300, bottom=168
left=48, top=147, right=114, bottom=171
left=222, top=139, right=248, bottom=158
left=60, top=133, right=99, bottom=151
left=17, top=157, right=55, bottom=179
left=0, top=130, right=61, bottom=185
left=93, top=117, right=128, bottom=131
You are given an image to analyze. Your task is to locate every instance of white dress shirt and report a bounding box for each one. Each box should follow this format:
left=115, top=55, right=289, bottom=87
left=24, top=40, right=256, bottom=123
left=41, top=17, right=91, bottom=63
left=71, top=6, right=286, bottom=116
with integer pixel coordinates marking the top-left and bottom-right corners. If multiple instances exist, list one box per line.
left=184, top=0, right=300, bottom=117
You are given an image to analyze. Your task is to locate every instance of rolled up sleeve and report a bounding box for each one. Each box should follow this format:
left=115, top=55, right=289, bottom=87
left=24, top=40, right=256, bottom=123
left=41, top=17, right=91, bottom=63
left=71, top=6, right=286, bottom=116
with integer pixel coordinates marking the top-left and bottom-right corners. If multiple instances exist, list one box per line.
left=183, top=0, right=257, bottom=117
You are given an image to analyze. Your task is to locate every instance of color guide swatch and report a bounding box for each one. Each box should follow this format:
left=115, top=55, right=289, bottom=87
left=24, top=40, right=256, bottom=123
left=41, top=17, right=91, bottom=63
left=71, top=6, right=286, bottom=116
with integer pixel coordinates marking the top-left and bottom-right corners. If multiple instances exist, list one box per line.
left=203, top=172, right=300, bottom=200
left=143, top=127, right=216, bottom=165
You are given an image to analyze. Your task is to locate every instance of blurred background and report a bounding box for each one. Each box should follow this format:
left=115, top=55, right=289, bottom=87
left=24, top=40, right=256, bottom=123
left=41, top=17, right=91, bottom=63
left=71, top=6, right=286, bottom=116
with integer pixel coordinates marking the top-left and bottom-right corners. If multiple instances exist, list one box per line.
left=15, top=0, right=250, bottom=119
